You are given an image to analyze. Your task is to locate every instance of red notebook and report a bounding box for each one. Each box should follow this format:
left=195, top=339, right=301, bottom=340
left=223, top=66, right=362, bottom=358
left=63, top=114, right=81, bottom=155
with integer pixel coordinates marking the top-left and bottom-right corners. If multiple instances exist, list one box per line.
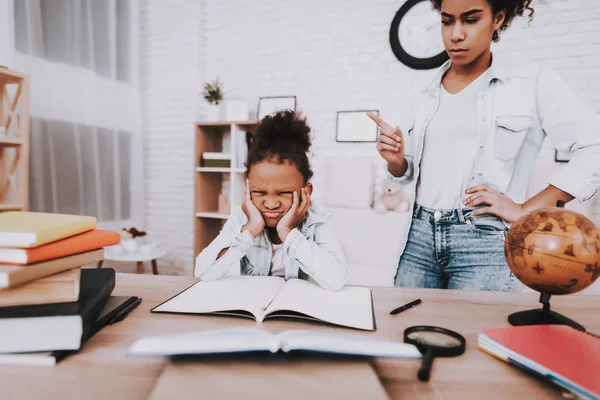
left=479, top=325, right=600, bottom=400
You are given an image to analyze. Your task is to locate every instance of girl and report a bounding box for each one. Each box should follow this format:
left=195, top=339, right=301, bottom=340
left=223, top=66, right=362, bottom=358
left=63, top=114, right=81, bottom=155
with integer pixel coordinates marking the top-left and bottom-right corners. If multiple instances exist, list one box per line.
left=370, top=0, right=600, bottom=291
left=195, top=110, right=347, bottom=291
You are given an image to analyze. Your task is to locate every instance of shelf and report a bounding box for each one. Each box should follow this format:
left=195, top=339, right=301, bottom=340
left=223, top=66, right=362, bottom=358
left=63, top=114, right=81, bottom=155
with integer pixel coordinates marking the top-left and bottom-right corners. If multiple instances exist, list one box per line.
left=194, top=117, right=257, bottom=262
left=0, top=68, right=26, bottom=84
left=195, top=212, right=230, bottom=220
left=196, top=167, right=245, bottom=173
left=0, top=203, right=24, bottom=211
left=196, top=120, right=259, bottom=128
left=0, top=137, right=23, bottom=147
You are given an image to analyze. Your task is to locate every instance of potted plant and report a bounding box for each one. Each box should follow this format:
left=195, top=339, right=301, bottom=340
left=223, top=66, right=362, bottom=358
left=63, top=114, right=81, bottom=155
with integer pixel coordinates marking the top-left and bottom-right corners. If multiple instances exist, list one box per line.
left=203, top=78, right=223, bottom=121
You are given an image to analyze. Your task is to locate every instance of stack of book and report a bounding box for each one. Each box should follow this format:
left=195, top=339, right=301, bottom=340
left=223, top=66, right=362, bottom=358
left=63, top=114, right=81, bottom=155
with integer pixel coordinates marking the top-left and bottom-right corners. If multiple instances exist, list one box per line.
left=0, top=211, right=121, bottom=364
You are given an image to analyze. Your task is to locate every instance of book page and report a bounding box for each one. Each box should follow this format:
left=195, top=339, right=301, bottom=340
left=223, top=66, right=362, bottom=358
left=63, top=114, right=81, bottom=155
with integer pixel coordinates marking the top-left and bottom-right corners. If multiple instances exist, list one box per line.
left=264, top=279, right=374, bottom=331
left=129, top=328, right=280, bottom=356
left=277, top=330, right=422, bottom=358
left=153, top=276, right=286, bottom=321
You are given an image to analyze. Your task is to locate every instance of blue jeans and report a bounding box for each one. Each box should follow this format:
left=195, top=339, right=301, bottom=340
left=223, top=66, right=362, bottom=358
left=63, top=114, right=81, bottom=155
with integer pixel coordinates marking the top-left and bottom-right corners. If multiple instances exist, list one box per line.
left=395, top=204, right=520, bottom=292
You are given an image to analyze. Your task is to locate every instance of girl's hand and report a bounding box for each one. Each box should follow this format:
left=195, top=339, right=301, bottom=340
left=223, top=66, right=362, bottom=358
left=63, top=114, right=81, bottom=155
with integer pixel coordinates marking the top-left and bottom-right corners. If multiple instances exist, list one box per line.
left=368, top=112, right=407, bottom=176
left=464, top=185, right=525, bottom=223
left=277, top=187, right=311, bottom=241
left=241, top=180, right=265, bottom=237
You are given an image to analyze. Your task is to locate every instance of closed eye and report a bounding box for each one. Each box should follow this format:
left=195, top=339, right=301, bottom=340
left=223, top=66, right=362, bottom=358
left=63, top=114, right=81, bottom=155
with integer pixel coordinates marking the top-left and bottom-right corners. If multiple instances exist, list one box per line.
left=464, top=18, right=479, bottom=24
left=279, top=192, right=293, bottom=196
left=252, top=191, right=266, bottom=195
left=441, top=19, right=453, bottom=25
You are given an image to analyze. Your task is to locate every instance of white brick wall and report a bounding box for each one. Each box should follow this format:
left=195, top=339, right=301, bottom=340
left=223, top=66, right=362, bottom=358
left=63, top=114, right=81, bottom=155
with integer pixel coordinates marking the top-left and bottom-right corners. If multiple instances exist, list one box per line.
left=140, top=0, right=600, bottom=276
left=139, top=0, right=205, bottom=275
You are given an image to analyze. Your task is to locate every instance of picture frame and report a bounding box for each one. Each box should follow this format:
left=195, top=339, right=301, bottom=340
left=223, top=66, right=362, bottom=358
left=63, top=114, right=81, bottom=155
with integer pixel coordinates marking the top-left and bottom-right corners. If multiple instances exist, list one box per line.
left=257, top=96, right=297, bottom=120
left=336, top=110, right=379, bottom=143
left=554, top=149, right=570, bottom=163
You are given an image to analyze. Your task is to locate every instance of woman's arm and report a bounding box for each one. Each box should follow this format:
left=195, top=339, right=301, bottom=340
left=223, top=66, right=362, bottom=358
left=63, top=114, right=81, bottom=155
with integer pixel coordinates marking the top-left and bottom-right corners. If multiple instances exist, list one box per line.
left=465, top=66, right=600, bottom=221
left=539, top=66, right=600, bottom=202
left=522, top=185, right=574, bottom=212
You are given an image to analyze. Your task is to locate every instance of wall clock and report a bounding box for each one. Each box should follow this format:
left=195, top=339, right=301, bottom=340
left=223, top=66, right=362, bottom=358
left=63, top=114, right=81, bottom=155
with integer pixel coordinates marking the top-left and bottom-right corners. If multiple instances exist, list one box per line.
left=389, top=0, right=449, bottom=70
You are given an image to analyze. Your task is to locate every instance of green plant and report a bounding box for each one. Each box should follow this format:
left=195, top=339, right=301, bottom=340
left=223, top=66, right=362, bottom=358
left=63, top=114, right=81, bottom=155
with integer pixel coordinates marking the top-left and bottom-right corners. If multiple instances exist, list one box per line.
left=203, top=79, right=223, bottom=105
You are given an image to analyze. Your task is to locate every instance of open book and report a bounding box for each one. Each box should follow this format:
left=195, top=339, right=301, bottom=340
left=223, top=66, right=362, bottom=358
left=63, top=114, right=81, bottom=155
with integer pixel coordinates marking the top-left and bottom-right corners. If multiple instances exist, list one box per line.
left=152, top=276, right=375, bottom=331
left=130, top=327, right=421, bottom=359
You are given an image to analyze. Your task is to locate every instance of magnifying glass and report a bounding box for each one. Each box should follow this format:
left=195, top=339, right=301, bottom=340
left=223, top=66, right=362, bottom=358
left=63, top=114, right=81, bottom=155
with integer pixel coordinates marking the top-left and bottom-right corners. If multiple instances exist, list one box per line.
left=403, top=325, right=466, bottom=382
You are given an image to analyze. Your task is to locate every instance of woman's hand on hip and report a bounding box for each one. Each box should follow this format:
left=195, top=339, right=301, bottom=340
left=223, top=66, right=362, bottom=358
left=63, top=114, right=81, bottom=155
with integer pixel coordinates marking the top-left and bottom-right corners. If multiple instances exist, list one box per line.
left=464, top=185, right=525, bottom=223
left=368, top=112, right=407, bottom=176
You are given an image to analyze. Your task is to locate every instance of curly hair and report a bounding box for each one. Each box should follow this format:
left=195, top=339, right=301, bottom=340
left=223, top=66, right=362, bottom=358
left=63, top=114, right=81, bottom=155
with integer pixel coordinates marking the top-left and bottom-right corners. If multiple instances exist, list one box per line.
left=430, top=0, right=535, bottom=42
left=245, top=110, right=313, bottom=183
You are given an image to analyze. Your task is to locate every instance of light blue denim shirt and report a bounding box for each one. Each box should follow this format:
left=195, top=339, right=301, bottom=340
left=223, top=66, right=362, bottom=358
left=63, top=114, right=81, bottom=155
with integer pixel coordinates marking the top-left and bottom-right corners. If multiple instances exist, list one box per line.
left=389, top=55, right=600, bottom=256
left=391, top=55, right=600, bottom=203
left=194, top=205, right=347, bottom=291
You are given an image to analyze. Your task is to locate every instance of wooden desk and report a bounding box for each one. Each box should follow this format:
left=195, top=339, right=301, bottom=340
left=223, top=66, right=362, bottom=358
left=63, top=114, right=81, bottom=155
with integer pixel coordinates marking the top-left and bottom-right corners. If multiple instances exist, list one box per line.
left=1, top=273, right=597, bottom=399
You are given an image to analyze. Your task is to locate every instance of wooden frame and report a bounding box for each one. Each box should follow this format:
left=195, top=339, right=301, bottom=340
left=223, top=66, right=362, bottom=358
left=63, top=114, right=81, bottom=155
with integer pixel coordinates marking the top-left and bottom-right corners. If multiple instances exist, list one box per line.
left=336, top=110, right=379, bottom=143
left=0, top=68, right=30, bottom=212
left=194, top=120, right=258, bottom=261
left=257, top=96, right=296, bottom=120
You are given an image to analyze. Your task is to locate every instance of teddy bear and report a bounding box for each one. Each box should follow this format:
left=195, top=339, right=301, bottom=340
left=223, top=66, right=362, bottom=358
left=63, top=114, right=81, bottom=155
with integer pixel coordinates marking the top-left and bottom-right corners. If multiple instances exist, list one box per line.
left=373, top=179, right=410, bottom=213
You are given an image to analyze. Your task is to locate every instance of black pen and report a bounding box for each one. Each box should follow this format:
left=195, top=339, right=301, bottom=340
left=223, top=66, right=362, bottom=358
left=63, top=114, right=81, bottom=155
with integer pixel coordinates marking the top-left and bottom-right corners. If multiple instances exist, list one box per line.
left=109, top=297, right=142, bottom=324
left=390, top=299, right=422, bottom=315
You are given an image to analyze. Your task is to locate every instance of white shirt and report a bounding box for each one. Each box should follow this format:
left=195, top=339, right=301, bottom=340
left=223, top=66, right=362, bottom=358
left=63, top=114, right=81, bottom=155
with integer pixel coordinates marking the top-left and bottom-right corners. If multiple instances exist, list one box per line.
left=416, top=69, right=490, bottom=209
left=270, top=243, right=285, bottom=277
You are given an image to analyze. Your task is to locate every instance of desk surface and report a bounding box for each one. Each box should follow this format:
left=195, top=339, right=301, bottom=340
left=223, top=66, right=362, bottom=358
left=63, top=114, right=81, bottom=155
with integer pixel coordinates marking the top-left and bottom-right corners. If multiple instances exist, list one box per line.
left=1, top=273, right=598, bottom=399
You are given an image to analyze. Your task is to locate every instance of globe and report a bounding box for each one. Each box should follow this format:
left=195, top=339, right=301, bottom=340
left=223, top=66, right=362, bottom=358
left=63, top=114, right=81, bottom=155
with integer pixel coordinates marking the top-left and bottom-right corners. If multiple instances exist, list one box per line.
left=505, top=207, right=600, bottom=295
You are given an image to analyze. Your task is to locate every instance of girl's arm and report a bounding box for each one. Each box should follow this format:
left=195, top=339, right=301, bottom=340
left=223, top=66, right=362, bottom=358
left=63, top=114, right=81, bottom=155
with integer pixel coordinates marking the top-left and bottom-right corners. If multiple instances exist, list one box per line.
left=283, top=218, right=347, bottom=291
left=194, top=208, right=255, bottom=280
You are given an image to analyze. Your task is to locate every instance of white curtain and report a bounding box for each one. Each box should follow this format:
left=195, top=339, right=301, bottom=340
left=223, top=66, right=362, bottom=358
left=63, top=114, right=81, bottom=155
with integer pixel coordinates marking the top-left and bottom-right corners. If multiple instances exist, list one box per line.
left=12, top=0, right=143, bottom=230
left=14, top=0, right=132, bottom=82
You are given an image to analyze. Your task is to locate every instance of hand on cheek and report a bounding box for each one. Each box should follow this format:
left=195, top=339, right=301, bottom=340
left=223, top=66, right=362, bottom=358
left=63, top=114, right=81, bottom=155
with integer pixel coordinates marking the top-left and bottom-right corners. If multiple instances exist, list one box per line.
left=241, top=180, right=266, bottom=238
left=276, top=187, right=312, bottom=241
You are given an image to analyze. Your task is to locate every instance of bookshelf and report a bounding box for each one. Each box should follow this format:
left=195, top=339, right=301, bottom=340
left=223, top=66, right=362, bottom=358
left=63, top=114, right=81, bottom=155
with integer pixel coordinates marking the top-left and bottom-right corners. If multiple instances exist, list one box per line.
left=0, top=68, right=30, bottom=212
left=194, top=120, right=259, bottom=260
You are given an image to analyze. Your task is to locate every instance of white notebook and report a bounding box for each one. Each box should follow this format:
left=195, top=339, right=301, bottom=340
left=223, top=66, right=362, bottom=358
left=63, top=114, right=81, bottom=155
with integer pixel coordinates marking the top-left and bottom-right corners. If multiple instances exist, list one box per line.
left=130, top=327, right=421, bottom=359
left=152, top=276, right=375, bottom=331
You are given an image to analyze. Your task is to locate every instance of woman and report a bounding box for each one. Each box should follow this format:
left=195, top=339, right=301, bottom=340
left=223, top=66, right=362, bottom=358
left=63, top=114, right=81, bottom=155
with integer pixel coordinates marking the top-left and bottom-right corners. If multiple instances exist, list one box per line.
left=369, top=0, right=600, bottom=291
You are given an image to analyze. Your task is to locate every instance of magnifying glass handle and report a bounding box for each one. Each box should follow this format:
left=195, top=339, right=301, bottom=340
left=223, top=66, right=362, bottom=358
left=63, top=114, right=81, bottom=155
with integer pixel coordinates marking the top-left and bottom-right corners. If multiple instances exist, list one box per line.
left=417, top=349, right=434, bottom=382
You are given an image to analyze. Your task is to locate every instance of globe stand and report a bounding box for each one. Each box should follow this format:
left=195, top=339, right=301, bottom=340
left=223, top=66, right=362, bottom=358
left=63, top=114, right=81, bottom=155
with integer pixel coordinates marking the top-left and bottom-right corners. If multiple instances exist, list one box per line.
left=508, top=292, right=586, bottom=332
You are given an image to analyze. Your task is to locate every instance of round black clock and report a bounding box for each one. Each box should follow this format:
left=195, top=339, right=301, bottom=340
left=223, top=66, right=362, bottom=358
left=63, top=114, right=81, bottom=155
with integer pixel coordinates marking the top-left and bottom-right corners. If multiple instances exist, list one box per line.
left=389, top=0, right=449, bottom=70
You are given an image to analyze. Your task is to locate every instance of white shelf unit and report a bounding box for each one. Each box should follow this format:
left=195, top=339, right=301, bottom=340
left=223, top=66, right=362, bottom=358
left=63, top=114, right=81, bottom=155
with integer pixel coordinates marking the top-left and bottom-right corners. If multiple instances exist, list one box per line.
left=194, top=120, right=258, bottom=259
left=194, top=211, right=230, bottom=220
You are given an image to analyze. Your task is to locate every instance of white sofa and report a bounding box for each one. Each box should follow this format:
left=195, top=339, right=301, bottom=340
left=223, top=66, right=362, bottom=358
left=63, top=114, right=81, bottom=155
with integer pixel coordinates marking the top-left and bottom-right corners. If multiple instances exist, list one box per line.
left=328, top=207, right=411, bottom=287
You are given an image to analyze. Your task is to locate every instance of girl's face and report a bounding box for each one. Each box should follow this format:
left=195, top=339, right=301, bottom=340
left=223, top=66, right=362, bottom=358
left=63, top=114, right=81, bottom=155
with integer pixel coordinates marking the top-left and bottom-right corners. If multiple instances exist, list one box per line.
left=248, top=160, right=312, bottom=228
left=439, top=0, right=504, bottom=67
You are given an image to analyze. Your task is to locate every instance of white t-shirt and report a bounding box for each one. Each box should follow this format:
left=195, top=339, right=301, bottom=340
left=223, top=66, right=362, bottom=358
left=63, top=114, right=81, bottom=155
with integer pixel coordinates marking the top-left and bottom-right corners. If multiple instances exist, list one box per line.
left=416, top=69, right=490, bottom=209
left=270, top=243, right=285, bottom=277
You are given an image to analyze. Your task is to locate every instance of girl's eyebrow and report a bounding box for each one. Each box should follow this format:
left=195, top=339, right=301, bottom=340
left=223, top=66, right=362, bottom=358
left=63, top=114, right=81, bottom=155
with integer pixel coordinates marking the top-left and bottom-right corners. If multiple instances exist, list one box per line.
left=441, top=9, right=483, bottom=18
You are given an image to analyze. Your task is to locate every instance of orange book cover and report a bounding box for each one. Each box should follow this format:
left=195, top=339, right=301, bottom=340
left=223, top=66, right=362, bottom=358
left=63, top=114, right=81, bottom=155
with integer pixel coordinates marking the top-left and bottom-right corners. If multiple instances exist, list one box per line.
left=0, top=230, right=120, bottom=265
